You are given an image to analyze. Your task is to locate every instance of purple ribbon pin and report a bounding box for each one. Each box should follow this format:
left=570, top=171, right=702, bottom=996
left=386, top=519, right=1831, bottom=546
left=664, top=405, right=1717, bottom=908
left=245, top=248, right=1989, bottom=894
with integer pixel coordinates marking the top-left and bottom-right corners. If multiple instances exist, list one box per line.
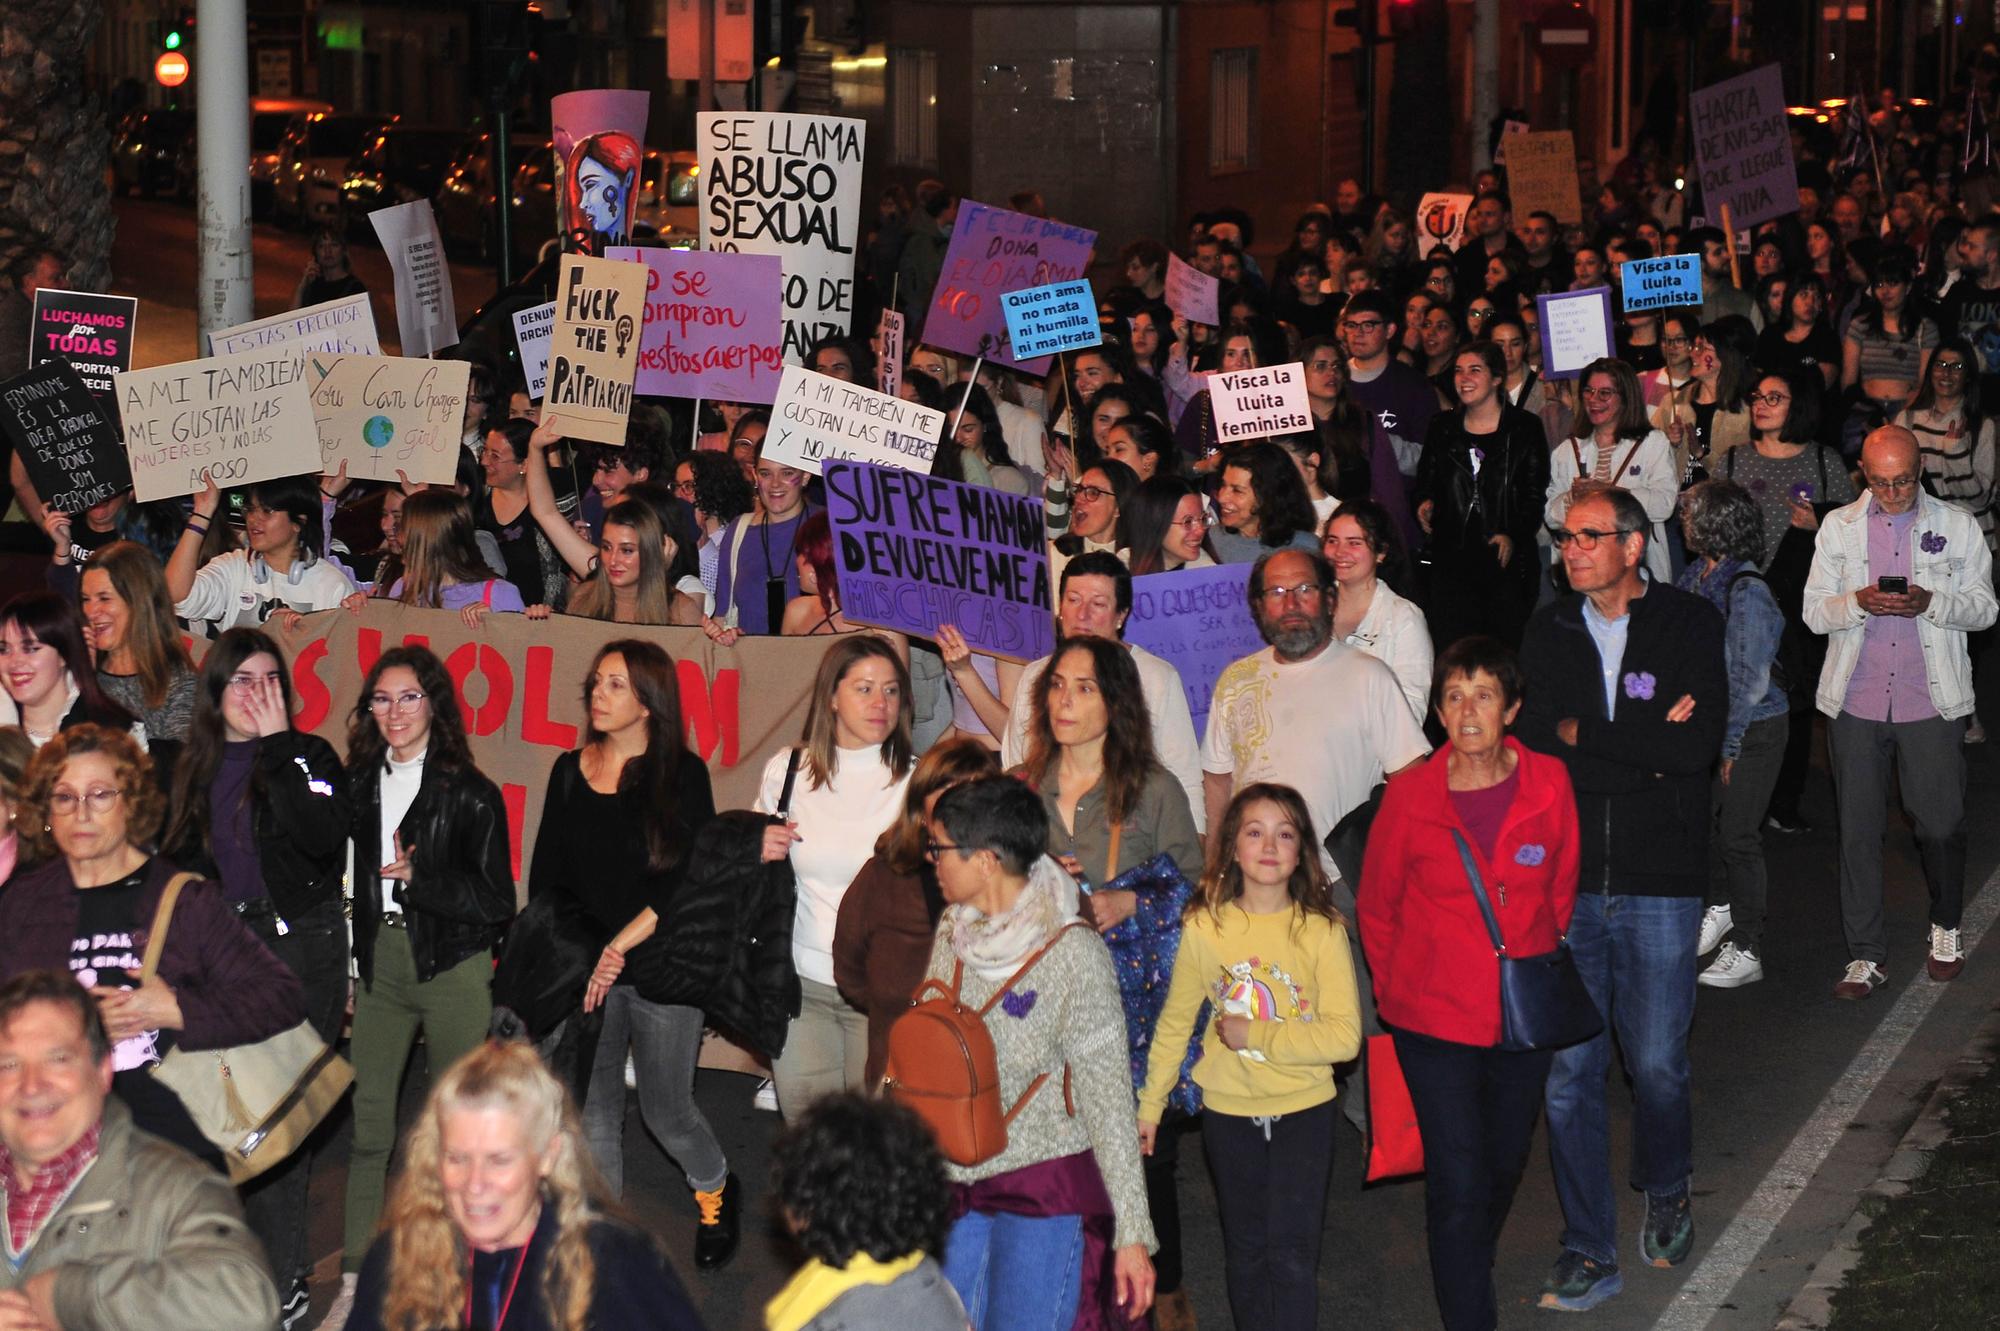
left=1001, top=990, right=1037, bottom=1019
left=1921, top=530, right=1947, bottom=554
left=1623, top=671, right=1657, bottom=701
left=1514, top=844, right=1547, bottom=867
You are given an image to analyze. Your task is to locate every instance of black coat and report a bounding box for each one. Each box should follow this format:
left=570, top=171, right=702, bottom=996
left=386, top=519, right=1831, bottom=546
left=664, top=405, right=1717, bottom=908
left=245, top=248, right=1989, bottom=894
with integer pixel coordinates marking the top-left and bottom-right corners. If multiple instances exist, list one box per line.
left=1413, top=405, right=1551, bottom=557
left=166, top=731, right=349, bottom=923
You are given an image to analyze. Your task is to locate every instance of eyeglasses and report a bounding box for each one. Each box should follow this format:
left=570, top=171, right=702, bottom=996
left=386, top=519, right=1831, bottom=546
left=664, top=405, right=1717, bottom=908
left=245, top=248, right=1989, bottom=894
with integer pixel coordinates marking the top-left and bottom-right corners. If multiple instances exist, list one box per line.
left=1258, top=582, right=1326, bottom=605
left=368, top=691, right=428, bottom=714
left=924, top=840, right=964, bottom=862
left=1864, top=475, right=1919, bottom=493
left=1661, top=335, right=1691, bottom=347
left=1746, top=392, right=1792, bottom=407
left=672, top=480, right=698, bottom=497
left=50, top=788, right=121, bottom=817
left=1550, top=526, right=1637, bottom=550
left=1338, top=319, right=1383, bottom=334
left=1170, top=515, right=1209, bottom=531
left=1073, top=485, right=1114, bottom=503
left=1580, top=387, right=1622, bottom=402
left=227, top=672, right=282, bottom=693
left=1934, top=360, right=1969, bottom=373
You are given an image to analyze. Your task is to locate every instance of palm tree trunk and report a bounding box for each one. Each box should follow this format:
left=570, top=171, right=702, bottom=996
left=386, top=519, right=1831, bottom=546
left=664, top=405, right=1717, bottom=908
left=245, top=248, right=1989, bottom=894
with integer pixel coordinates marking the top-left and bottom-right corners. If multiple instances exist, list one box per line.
left=0, top=2, right=113, bottom=289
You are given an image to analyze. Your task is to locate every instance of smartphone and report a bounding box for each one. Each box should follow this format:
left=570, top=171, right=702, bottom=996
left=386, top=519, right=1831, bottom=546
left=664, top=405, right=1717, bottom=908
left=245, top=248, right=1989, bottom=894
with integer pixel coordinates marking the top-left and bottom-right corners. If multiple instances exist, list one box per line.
left=1877, top=575, right=1909, bottom=595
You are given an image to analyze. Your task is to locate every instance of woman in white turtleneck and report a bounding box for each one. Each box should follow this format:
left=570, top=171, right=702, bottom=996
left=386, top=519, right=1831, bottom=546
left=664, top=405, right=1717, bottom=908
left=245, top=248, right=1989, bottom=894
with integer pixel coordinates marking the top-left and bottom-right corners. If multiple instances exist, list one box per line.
left=754, top=634, right=915, bottom=1114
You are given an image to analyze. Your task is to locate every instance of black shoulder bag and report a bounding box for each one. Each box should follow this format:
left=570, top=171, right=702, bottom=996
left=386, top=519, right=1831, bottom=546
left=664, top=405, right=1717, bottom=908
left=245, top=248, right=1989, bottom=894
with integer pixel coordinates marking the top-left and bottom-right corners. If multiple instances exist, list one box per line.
left=1451, top=830, right=1602, bottom=1051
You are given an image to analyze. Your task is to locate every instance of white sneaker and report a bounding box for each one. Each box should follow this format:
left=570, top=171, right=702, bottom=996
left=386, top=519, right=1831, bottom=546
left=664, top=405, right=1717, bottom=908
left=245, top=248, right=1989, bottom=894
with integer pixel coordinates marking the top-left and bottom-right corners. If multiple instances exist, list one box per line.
left=1928, top=925, right=1965, bottom=982
left=753, top=1077, right=779, bottom=1112
left=1696, top=905, right=1734, bottom=955
left=1697, top=942, right=1763, bottom=988
left=316, top=1273, right=358, bottom=1331
left=1833, top=959, right=1888, bottom=999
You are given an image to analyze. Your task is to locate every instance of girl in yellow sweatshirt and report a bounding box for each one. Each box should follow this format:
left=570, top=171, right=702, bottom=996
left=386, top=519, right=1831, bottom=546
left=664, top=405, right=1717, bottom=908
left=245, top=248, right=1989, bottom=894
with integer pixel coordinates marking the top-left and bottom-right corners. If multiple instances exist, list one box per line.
left=1137, top=782, right=1362, bottom=1331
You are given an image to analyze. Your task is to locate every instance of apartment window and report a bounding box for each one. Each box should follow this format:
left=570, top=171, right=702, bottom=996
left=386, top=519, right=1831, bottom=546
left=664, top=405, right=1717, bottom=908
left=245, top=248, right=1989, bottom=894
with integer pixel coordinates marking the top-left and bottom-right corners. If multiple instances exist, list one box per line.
left=1210, top=48, right=1257, bottom=173
left=892, top=48, right=939, bottom=169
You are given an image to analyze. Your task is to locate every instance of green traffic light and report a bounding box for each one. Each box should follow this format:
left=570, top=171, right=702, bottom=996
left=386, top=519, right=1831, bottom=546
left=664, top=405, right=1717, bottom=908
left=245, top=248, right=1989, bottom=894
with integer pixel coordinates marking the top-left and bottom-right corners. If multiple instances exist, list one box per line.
left=164, top=30, right=182, bottom=49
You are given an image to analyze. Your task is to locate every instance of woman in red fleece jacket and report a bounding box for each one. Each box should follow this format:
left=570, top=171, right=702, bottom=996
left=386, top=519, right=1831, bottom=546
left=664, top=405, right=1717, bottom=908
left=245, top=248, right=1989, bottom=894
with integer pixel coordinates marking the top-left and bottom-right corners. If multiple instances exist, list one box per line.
left=1359, top=635, right=1580, bottom=1331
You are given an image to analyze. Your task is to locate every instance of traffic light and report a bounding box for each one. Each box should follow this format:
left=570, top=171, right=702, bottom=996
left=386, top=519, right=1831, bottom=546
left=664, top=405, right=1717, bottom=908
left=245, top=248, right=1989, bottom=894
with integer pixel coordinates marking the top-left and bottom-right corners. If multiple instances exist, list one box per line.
left=163, top=27, right=181, bottom=50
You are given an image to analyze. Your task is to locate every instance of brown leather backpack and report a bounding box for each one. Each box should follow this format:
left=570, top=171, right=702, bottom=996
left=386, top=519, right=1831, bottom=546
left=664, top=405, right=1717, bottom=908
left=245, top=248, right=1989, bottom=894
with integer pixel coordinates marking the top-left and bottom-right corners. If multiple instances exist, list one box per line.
left=883, top=921, right=1087, bottom=1166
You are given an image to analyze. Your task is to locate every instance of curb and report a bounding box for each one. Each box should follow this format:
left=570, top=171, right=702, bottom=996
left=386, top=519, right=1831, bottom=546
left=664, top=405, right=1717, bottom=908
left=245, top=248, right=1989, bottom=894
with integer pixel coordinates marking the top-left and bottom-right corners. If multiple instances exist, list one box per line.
left=1774, top=999, right=2000, bottom=1330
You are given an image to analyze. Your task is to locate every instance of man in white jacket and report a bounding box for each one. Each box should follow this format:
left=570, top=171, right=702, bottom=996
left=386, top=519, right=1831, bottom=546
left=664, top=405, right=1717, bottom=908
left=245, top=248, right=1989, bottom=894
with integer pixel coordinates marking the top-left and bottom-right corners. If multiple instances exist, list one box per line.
left=1803, top=425, right=1998, bottom=998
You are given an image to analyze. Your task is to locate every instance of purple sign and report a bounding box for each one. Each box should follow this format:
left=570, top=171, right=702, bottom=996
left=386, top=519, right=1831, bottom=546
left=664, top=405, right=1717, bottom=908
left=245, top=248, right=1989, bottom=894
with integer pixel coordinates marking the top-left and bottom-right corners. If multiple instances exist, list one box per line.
left=607, top=246, right=786, bottom=404
left=922, top=201, right=1097, bottom=374
left=1123, top=564, right=1262, bottom=738
left=824, top=459, right=1054, bottom=662
left=1690, top=64, right=1798, bottom=229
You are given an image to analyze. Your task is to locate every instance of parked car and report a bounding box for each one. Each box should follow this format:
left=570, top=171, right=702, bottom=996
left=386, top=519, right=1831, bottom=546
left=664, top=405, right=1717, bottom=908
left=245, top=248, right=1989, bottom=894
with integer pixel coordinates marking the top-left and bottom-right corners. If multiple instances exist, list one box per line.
left=433, top=133, right=554, bottom=270
left=630, top=149, right=700, bottom=246
left=248, top=97, right=333, bottom=214
left=111, top=108, right=193, bottom=197
left=272, top=111, right=388, bottom=227
left=340, top=124, right=464, bottom=228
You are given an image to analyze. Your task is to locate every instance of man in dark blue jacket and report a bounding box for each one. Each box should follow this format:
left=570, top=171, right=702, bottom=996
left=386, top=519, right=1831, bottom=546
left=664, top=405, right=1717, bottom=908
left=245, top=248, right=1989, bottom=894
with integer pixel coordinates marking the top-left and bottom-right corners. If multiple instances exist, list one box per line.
left=1516, top=485, right=1726, bottom=1312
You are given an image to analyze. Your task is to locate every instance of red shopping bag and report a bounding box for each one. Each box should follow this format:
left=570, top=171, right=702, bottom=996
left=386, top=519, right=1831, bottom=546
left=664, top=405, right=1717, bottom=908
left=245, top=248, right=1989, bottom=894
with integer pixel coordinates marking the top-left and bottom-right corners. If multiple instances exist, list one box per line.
left=1364, top=1032, right=1424, bottom=1181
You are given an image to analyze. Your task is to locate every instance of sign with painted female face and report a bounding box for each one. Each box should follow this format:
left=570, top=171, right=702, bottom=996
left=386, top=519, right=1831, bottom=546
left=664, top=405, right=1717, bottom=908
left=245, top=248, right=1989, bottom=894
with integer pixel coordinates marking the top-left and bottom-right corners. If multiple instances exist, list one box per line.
left=552, top=90, right=650, bottom=256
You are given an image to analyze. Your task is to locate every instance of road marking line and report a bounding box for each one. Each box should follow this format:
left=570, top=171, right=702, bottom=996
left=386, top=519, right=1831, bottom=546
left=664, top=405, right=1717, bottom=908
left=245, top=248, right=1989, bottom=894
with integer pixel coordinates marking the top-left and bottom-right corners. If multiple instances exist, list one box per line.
left=1651, top=861, right=2000, bottom=1331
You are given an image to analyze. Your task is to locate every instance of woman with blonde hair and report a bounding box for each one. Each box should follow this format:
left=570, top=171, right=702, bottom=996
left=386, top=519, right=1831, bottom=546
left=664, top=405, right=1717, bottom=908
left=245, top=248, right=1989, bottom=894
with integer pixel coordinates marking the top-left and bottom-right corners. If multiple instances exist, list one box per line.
left=344, top=1040, right=706, bottom=1331
left=361, top=491, right=526, bottom=625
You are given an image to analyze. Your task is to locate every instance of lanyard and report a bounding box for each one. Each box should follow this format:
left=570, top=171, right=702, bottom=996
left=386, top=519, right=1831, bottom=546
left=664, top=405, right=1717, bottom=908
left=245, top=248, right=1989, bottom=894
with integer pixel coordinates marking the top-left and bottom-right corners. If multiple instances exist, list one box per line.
left=466, top=1244, right=529, bottom=1331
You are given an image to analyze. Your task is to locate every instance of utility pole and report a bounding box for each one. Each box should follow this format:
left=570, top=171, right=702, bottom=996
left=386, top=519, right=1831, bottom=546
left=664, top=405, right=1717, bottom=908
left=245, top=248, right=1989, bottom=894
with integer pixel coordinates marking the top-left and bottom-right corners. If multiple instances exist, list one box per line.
left=195, top=0, right=252, bottom=340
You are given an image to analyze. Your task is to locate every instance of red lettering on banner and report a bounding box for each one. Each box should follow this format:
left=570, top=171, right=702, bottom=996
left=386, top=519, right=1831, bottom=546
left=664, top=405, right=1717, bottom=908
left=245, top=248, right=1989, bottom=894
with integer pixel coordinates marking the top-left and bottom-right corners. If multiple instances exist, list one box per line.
left=521, top=646, right=579, bottom=749
left=501, top=782, right=526, bottom=883
left=678, top=660, right=740, bottom=765
left=356, top=627, right=431, bottom=679
left=292, top=638, right=333, bottom=732
left=445, top=642, right=514, bottom=736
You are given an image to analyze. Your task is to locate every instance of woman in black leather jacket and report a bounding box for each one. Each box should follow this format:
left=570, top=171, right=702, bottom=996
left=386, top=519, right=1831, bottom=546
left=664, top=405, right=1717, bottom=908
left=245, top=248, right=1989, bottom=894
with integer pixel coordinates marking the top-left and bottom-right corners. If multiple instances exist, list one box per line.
left=1413, top=338, right=1552, bottom=650
left=162, top=627, right=350, bottom=1326
left=329, top=644, right=515, bottom=1322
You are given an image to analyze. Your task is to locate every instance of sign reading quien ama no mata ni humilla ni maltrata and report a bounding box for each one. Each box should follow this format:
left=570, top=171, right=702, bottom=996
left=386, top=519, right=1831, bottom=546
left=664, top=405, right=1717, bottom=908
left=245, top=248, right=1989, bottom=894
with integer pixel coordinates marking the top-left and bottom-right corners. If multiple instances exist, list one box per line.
left=1001, top=280, right=1101, bottom=360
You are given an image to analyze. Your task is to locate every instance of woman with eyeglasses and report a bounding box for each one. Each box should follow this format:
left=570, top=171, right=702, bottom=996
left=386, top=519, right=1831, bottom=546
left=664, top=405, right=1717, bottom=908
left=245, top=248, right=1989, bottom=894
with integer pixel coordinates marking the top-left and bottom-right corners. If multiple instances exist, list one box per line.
left=475, top=421, right=569, bottom=612
left=1652, top=323, right=1753, bottom=485
left=1842, top=248, right=1937, bottom=453
left=1640, top=310, right=1699, bottom=410
left=1050, top=459, right=1135, bottom=588
left=1125, top=476, right=1216, bottom=576
left=1324, top=500, right=1433, bottom=723
left=1544, top=358, right=1678, bottom=582
left=330, top=645, right=515, bottom=1323
left=1897, top=336, right=1997, bottom=556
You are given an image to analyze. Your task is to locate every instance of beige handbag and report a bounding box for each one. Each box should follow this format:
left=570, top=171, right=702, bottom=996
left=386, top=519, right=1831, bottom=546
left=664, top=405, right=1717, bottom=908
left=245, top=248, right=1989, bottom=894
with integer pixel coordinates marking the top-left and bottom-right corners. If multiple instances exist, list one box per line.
left=140, top=873, right=355, bottom=1184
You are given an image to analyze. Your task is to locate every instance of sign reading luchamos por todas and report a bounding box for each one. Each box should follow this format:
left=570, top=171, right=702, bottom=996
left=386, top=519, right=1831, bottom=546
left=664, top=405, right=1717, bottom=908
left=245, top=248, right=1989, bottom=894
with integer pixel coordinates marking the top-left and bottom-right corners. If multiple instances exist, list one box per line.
left=307, top=355, right=471, bottom=485
left=1001, top=279, right=1101, bottom=360
left=546, top=254, right=649, bottom=445
left=1209, top=362, right=1312, bottom=443
left=764, top=364, right=944, bottom=475
left=29, top=289, right=138, bottom=399
left=117, top=348, right=323, bottom=500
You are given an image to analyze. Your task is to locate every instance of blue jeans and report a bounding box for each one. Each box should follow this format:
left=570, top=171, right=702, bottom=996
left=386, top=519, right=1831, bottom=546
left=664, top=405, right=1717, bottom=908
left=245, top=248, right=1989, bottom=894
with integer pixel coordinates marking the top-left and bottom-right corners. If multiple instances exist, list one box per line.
left=1544, top=892, right=1700, bottom=1266
left=942, top=1209, right=1086, bottom=1331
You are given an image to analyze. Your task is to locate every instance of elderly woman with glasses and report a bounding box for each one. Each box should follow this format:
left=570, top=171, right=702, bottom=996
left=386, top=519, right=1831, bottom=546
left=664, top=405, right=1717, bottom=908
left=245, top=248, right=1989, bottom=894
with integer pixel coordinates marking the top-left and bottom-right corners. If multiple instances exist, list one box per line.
left=1545, top=358, right=1679, bottom=582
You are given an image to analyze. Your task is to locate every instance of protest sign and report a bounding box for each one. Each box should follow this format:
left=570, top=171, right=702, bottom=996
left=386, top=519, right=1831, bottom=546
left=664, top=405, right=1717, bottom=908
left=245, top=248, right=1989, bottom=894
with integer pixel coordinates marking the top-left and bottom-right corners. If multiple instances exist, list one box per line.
left=1493, top=119, right=1531, bottom=164
left=1123, top=564, right=1262, bottom=738
left=1536, top=287, right=1615, bottom=380
left=696, top=112, right=867, bottom=361
left=1621, top=254, right=1704, bottom=313
left=765, top=364, right=944, bottom=474
left=368, top=201, right=459, bottom=356
left=923, top=202, right=1097, bottom=373
left=209, top=293, right=380, bottom=359
left=1690, top=64, right=1798, bottom=229
left=28, top=289, right=138, bottom=399
left=1002, top=280, right=1101, bottom=360
left=824, top=460, right=1053, bottom=662
left=1416, top=193, right=1473, bottom=258
left=551, top=89, right=650, bottom=255
left=545, top=254, right=649, bottom=446
left=1506, top=131, right=1581, bottom=224
left=607, top=245, right=785, bottom=403
left=877, top=310, right=905, bottom=397
left=0, top=361, right=132, bottom=513
left=306, top=354, right=470, bottom=485
left=1164, top=253, right=1220, bottom=326
left=1209, top=362, right=1312, bottom=443
left=117, top=347, right=322, bottom=500
left=512, top=302, right=555, bottom=401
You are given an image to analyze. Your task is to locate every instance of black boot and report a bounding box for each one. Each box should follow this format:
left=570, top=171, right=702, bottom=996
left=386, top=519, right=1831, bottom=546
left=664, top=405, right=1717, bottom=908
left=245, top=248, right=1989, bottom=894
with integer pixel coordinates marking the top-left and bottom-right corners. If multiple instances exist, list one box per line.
left=694, top=1174, right=740, bottom=1270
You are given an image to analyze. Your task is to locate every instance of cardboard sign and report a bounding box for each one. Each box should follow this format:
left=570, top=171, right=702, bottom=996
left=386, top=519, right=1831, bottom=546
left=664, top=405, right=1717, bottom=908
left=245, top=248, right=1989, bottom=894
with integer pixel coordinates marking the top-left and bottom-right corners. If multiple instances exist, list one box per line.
left=923, top=201, right=1097, bottom=373
left=545, top=254, right=649, bottom=445
left=1416, top=193, right=1473, bottom=258
left=696, top=112, right=867, bottom=361
left=1621, top=254, right=1704, bottom=313
left=209, top=293, right=380, bottom=359
left=606, top=245, right=786, bottom=403
left=1164, top=253, right=1220, bottom=326
left=512, top=302, right=556, bottom=402
left=117, top=347, right=322, bottom=500
left=306, top=354, right=471, bottom=485
left=1506, top=131, right=1582, bottom=224
left=824, top=459, right=1054, bottom=662
left=0, top=361, right=132, bottom=513
left=1209, top=362, right=1312, bottom=444
left=1493, top=120, right=1531, bottom=165
left=368, top=201, right=459, bottom=356
left=1690, top=64, right=1798, bottom=229
left=877, top=310, right=905, bottom=398
left=551, top=89, right=650, bottom=255
left=764, top=364, right=945, bottom=475
left=1123, top=564, right=1262, bottom=739
left=1001, top=279, right=1101, bottom=360
left=1536, top=287, right=1616, bottom=381
left=28, top=289, right=138, bottom=399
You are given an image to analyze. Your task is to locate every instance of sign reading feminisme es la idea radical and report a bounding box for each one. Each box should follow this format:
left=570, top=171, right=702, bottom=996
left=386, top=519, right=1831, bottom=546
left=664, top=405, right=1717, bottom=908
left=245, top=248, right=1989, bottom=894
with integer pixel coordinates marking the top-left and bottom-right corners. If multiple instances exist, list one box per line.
left=0, top=360, right=132, bottom=514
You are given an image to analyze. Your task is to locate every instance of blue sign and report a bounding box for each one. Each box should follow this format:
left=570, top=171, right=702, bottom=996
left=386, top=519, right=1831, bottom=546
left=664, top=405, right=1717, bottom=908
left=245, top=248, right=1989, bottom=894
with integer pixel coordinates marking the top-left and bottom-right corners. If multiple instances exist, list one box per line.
left=1621, top=253, right=1703, bottom=313
left=1000, top=280, right=1101, bottom=360
left=1122, top=563, right=1262, bottom=739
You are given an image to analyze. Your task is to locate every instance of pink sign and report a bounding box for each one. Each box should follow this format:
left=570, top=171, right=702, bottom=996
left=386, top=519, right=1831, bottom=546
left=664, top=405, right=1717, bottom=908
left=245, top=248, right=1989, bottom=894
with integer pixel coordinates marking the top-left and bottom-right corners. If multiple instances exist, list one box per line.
left=552, top=90, right=651, bottom=256
left=608, top=246, right=785, bottom=403
left=921, top=201, right=1096, bottom=374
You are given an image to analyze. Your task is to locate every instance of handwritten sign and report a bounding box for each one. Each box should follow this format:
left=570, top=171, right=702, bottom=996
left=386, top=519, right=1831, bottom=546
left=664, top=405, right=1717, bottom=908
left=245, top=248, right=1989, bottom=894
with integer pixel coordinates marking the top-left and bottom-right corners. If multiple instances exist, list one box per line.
left=1002, top=280, right=1101, bottom=360
left=1621, top=254, right=1704, bottom=313
left=696, top=112, right=866, bottom=361
left=0, top=361, right=132, bottom=513
left=1506, top=131, right=1581, bottom=224
left=1164, top=253, right=1220, bottom=326
left=606, top=245, right=785, bottom=403
left=369, top=201, right=458, bottom=356
left=764, top=364, right=945, bottom=475
left=1209, top=362, right=1312, bottom=443
left=546, top=254, right=649, bottom=446
left=1123, top=564, right=1261, bottom=738
left=1416, top=193, right=1473, bottom=258
left=1690, top=64, right=1798, bottom=229
left=307, top=355, right=470, bottom=485
left=512, top=302, right=555, bottom=401
left=825, top=459, right=1053, bottom=662
left=209, top=293, right=380, bottom=359
left=117, top=348, right=322, bottom=500
left=1535, top=287, right=1615, bottom=381
left=1493, top=120, right=1531, bottom=165
left=29, top=290, right=137, bottom=400
left=877, top=310, right=905, bottom=398
left=923, top=201, right=1097, bottom=373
